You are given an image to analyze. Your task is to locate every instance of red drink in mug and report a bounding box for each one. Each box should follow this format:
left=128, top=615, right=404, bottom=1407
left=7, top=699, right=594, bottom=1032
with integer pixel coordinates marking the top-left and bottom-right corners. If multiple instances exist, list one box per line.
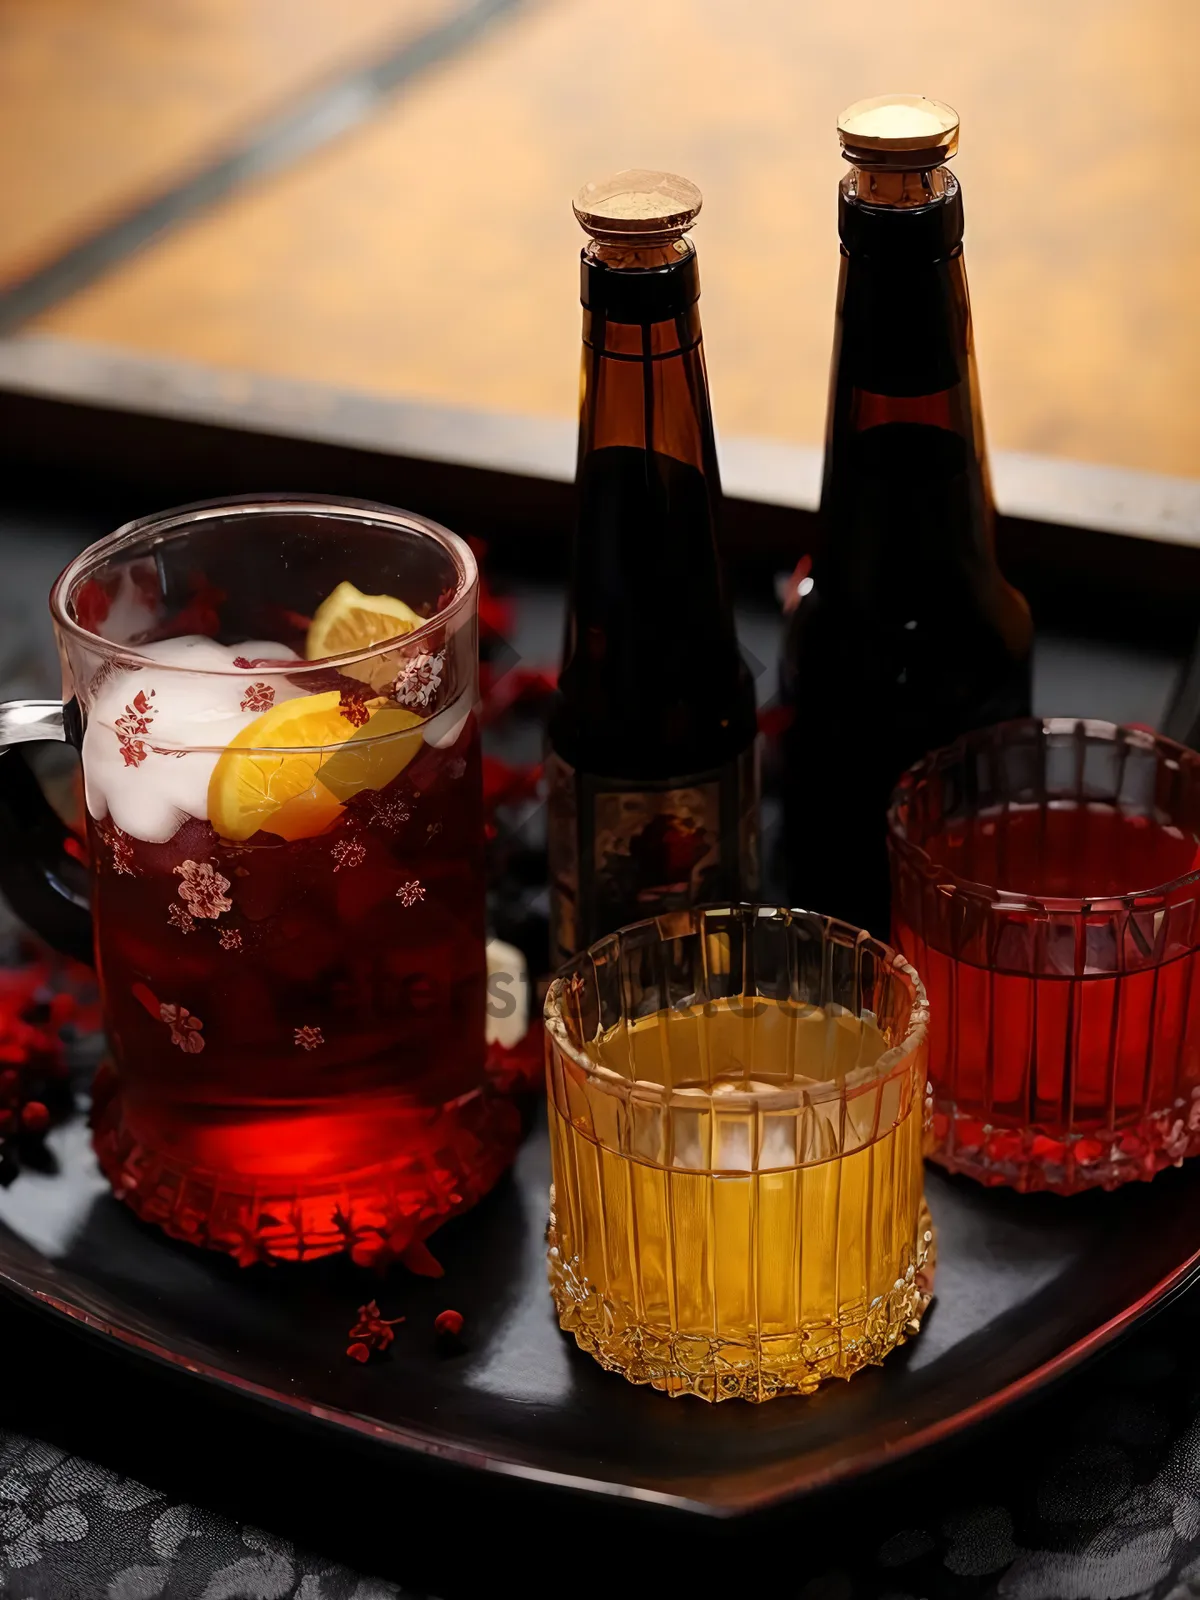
left=0, top=497, right=518, bottom=1264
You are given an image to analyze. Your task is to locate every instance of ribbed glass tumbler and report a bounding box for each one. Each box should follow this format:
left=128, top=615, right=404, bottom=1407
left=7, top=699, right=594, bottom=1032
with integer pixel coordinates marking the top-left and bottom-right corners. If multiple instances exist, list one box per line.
left=889, top=718, right=1200, bottom=1194
left=543, top=905, right=934, bottom=1403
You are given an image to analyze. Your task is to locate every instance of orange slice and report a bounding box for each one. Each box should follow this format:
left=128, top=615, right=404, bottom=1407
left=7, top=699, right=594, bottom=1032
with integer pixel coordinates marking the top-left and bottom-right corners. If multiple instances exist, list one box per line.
left=318, top=704, right=424, bottom=802
left=208, top=692, right=424, bottom=841
left=305, top=581, right=423, bottom=689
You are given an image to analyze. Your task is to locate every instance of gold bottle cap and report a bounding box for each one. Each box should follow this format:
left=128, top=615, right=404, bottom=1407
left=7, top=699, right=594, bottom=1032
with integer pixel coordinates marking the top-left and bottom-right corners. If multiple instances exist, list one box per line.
left=573, top=169, right=702, bottom=246
left=837, top=95, right=959, bottom=169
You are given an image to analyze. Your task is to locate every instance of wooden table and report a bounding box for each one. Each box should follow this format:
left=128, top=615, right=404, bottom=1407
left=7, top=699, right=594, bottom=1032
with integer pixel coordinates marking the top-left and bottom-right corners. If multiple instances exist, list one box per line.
left=0, top=0, right=1196, bottom=480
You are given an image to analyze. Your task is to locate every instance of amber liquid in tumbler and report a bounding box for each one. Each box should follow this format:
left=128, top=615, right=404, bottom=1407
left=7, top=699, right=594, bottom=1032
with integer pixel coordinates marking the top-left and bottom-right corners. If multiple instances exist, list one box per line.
left=547, top=236, right=758, bottom=963
left=548, top=998, right=927, bottom=1400
left=783, top=165, right=1032, bottom=937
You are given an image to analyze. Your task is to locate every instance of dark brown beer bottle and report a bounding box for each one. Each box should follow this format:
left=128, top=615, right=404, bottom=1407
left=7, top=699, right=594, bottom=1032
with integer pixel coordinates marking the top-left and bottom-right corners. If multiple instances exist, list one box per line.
left=547, top=170, right=760, bottom=965
left=782, top=97, right=1033, bottom=936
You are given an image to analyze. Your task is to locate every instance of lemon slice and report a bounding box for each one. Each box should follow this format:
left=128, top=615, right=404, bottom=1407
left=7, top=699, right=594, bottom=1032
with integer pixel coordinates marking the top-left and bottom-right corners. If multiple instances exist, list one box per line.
left=208, top=692, right=424, bottom=841
left=305, top=581, right=423, bottom=689
left=318, top=704, right=424, bottom=802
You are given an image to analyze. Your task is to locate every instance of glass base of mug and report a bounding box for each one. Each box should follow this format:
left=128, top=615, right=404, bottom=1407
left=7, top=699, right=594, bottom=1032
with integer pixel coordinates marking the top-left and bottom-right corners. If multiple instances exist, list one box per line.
left=91, top=1065, right=522, bottom=1267
left=547, top=1196, right=935, bottom=1404
left=929, top=1104, right=1200, bottom=1195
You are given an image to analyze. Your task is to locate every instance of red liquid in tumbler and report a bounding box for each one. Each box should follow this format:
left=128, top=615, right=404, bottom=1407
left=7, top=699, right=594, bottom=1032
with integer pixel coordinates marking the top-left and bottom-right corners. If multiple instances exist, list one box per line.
left=894, top=805, right=1200, bottom=1184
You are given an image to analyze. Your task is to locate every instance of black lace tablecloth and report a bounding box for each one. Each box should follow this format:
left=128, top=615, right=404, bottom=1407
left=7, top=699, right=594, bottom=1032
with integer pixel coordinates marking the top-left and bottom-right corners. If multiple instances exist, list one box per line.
left=6, top=1279, right=1200, bottom=1598
left=0, top=1436, right=407, bottom=1599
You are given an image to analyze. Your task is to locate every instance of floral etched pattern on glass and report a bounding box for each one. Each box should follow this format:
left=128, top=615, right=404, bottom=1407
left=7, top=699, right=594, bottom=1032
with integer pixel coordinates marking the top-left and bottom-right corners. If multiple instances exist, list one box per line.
left=544, top=905, right=934, bottom=1403
left=889, top=718, right=1200, bottom=1194
left=52, top=497, right=519, bottom=1265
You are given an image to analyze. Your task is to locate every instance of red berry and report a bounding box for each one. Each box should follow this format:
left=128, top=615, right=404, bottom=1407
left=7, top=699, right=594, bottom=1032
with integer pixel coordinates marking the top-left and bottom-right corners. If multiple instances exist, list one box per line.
left=20, top=1102, right=50, bottom=1136
left=346, top=1341, right=371, bottom=1364
left=434, top=1309, right=464, bottom=1338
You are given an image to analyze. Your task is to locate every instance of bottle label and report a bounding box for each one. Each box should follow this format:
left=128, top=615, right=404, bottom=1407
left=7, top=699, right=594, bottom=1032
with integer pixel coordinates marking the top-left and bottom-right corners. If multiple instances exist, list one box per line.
left=547, top=743, right=760, bottom=969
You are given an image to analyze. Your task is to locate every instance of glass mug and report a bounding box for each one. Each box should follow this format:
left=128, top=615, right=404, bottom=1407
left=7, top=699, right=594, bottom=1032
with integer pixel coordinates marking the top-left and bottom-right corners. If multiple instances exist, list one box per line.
left=0, top=496, right=519, bottom=1265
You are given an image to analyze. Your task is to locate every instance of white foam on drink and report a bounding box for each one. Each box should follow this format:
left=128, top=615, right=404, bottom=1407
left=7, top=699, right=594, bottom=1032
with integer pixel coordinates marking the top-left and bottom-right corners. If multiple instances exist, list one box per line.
left=84, top=636, right=474, bottom=844
left=83, top=637, right=301, bottom=843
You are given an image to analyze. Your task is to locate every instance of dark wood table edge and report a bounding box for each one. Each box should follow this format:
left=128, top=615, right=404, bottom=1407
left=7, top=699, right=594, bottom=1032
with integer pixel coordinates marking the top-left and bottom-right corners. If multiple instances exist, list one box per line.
left=0, top=333, right=1196, bottom=643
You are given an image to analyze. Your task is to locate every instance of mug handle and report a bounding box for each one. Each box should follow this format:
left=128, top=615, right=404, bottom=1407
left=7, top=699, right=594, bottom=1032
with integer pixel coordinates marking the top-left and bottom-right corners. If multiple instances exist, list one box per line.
left=0, top=699, right=93, bottom=965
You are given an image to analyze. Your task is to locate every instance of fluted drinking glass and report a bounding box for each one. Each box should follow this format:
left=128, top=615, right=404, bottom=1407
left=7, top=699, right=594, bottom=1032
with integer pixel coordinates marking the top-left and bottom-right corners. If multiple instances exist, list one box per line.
left=544, top=905, right=933, bottom=1403
left=889, top=718, right=1200, bottom=1193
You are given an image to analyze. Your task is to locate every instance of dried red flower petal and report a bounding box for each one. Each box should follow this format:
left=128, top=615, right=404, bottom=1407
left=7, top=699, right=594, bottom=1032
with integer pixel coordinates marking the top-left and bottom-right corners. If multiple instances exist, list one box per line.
left=345, top=1297, right=406, bottom=1359
left=346, top=1341, right=371, bottom=1364
left=0, top=966, right=76, bottom=1181
left=434, top=1309, right=464, bottom=1338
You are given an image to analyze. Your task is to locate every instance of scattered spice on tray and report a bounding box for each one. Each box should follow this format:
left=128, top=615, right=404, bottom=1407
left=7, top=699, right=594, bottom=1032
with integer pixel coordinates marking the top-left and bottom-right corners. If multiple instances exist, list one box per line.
left=0, top=960, right=86, bottom=1186
left=345, top=1299, right=405, bottom=1362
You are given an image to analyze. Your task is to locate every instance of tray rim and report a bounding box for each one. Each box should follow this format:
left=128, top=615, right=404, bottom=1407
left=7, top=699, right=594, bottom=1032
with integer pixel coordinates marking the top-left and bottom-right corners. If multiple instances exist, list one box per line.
left=3, top=1199, right=1199, bottom=1518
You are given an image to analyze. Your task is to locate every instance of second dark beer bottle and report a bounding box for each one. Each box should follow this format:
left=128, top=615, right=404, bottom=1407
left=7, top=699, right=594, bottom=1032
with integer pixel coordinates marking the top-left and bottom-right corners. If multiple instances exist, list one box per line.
left=782, top=97, right=1033, bottom=936
left=547, top=170, right=759, bottom=965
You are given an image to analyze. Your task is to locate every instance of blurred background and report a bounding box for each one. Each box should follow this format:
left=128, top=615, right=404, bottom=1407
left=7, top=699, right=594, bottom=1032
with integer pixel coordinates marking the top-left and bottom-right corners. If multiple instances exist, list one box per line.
left=0, top=0, right=1194, bottom=750
left=1, top=0, right=1196, bottom=475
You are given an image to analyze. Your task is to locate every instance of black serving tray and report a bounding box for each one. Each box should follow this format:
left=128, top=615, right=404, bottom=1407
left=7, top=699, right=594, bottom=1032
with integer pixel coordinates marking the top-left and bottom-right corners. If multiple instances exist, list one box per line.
left=2, top=1096, right=1200, bottom=1521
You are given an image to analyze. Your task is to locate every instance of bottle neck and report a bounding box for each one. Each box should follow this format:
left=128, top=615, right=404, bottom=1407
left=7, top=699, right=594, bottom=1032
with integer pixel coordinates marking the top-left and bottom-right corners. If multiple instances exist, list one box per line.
left=557, top=241, right=747, bottom=767
left=837, top=165, right=964, bottom=260
left=577, top=242, right=719, bottom=483
left=843, top=163, right=954, bottom=211
left=820, top=164, right=997, bottom=574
